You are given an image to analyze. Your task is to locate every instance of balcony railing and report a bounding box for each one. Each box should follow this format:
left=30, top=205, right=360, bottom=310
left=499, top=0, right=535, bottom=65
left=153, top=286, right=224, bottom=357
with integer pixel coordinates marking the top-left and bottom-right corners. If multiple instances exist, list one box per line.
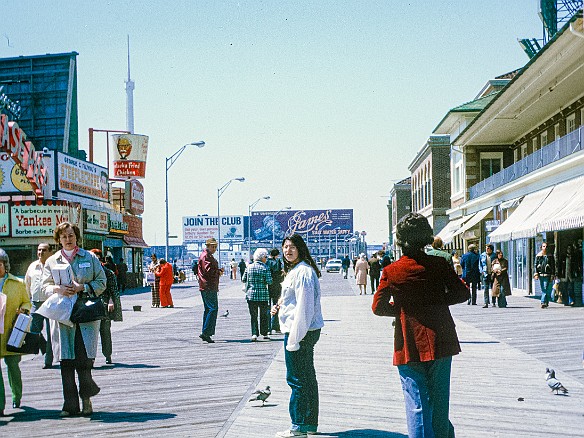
left=469, top=125, right=583, bottom=199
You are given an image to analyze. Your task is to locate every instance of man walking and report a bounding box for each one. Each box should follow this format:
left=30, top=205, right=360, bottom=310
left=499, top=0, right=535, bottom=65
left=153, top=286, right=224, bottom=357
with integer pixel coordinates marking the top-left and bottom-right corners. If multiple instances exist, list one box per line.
left=25, top=243, right=54, bottom=369
left=341, top=254, right=350, bottom=279
left=265, top=249, right=283, bottom=334
left=197, top=238, right=224, bottom=343
left=427, top=237, right=454, bottom=267
left=479, top=244, right=497, bottom=308
left=368, top=253, right=381, bottom=293
left=460, top=244, right=480, bottom=305
left=116, top=258, right=128, bottom=294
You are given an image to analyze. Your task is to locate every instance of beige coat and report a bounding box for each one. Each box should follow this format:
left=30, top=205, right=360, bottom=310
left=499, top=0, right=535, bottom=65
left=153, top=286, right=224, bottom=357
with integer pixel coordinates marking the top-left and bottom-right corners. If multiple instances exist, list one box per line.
left=42, top=249, right=106, bottom=360
left=355, top=259, right=369, bottom=285
left=0, top=274, right=32, bottom=357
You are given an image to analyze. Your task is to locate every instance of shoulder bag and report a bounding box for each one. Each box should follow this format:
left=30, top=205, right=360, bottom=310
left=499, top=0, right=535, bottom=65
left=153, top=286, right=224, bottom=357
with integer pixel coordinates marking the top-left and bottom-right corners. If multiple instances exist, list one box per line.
left=70, top=284, right=107, bottom=324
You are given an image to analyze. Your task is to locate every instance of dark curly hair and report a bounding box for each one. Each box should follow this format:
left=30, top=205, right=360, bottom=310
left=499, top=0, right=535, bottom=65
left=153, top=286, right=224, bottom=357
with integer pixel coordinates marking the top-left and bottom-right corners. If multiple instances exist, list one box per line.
left=281, top=233, right=321, bottom=278
left=396, top=213, right=434, bottom=256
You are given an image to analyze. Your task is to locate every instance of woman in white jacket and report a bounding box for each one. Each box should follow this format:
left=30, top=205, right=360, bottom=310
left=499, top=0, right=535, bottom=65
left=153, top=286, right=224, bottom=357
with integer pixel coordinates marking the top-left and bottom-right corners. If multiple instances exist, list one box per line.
left=273, top=233, right=324, bottom=438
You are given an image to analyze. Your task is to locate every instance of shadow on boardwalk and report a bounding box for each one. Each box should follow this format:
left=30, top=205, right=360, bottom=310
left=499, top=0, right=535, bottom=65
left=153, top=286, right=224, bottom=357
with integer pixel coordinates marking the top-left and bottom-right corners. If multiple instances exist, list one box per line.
left=6, top=406, right=175, bottom=423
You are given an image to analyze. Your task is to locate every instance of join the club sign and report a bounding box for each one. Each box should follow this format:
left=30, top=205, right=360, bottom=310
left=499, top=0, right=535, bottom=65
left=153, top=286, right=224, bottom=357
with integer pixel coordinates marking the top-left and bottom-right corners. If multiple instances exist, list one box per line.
left=110, top=134, right=149, bottom=179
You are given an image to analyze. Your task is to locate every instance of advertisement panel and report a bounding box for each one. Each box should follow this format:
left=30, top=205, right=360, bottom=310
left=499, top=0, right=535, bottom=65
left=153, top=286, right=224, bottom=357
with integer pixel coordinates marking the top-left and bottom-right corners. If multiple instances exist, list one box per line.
left=124, top=179, right=145, bottom=215
left=110, top=134, right=149, bottom=179
left=183, top=215, right=245, bottom=242
left=251, top=209, right=353, bottom=241
left=0, top=152, right=34, bottom=195
left=10, top=204, right=74, bottom=237
left=0, top=203, right=9, bottom=236
left=57, top=152, right=109, bottom=202
left=85, top=209, right=109, bottom=234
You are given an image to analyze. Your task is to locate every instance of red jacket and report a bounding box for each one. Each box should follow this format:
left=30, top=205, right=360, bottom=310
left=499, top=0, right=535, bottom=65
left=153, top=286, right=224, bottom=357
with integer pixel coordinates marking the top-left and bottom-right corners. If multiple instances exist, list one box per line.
left=372, top=252, right=470, bottom=366
left=198, top=249, right=220, bottom=291
left=156, top=262, right=174, bottom=287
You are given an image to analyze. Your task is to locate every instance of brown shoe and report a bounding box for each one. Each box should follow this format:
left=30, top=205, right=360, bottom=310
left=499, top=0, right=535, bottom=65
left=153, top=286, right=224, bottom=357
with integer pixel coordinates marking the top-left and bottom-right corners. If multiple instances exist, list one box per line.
left=81, top=398, right=93, bottom=416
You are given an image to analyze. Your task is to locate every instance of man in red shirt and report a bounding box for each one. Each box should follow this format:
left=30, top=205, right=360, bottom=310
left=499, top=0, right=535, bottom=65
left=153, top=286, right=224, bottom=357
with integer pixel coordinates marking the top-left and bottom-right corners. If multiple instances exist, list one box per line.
left=197, top=238, right=224, bottom=343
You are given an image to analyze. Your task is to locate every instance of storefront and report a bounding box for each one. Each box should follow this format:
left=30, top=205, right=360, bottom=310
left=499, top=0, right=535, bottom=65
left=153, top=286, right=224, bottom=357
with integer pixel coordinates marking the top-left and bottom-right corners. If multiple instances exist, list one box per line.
left=122, top=214, right=148, bottom=288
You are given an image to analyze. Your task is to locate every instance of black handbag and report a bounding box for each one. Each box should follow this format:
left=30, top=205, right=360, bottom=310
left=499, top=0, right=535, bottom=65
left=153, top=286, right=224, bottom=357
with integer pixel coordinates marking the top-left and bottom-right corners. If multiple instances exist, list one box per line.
left=70, top=296, right=107, bottom=323
left=6, top=331, right=46, bottom=355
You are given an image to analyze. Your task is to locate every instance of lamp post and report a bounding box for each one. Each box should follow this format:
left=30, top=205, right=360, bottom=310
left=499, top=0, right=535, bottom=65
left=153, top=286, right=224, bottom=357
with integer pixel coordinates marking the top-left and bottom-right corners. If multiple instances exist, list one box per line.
left=248, top=196, right=270, bottom=257
left=333, top=226, right=341, bottom=258
left=217, top=177, right=245, bottom=268
left=272, top=207, right=291, bottom=249
left=165, top=141, right=205, bottom=261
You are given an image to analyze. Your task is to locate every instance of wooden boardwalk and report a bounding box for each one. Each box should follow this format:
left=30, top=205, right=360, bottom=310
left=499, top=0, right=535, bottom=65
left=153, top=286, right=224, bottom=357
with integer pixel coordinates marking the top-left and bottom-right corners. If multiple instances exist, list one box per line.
left=1, top=273, right=584, bottom=437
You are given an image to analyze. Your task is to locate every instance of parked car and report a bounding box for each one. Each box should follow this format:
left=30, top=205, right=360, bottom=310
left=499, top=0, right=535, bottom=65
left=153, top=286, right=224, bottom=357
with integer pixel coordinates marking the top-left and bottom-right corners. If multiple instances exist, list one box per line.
left=325, top=259, right=343, bottom=273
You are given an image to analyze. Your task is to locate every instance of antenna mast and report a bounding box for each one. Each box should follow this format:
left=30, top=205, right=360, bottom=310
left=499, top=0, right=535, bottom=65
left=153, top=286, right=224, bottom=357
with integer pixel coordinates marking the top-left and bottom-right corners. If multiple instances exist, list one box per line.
left=125, top=34, right=135, bottom=134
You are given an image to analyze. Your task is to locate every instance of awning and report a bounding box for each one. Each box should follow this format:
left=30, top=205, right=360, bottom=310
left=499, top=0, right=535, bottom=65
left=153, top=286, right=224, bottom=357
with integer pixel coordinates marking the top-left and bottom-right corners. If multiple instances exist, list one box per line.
left=451, top=207, right=492, bottom=240
left=123, top=236, right=149, bottom=248
left=488, top=187, right=553, bottom=243
left=436, top=214, right=473, bottom=245
left=536, top=175, right=584, bottom=234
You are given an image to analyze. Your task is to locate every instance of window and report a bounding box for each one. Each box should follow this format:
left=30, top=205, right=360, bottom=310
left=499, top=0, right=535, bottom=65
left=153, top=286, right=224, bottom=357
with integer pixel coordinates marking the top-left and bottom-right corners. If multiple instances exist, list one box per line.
left=567, top=113, right=576, bottom=134
left=521, top=143, right=528, bottom=159
left=540, top=130, right=548, bottom=148
left=451, top=148, right=464, bottom=195
left=532, top=137, right=538, bottom=152
left=581, top=108, right=584, bottom=128
left=480, top=152, right=503, bottom=180
left=514, top=147, right=519, bottom=162
left=554, top=123, right=560, bottom=140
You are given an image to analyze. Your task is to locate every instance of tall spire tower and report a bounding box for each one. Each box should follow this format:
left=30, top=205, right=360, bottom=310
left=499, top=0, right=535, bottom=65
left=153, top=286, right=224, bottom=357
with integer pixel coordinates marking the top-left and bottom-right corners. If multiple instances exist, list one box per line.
left=125, top=34, right=135, bottom=133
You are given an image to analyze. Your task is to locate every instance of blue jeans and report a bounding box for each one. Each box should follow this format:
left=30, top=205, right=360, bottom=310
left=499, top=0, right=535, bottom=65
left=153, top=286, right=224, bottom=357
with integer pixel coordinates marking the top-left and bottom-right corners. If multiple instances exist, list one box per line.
left=482, top=274, right=492, bottom=305
left=200, top=290, right=218, bottom=337
left=539, top=276, right=553, bottom=305
left=285, top=330, right=321, bottom=433
left=397, top=356, right=455, bottom=438
left=31, top=301, right=53, bottom=366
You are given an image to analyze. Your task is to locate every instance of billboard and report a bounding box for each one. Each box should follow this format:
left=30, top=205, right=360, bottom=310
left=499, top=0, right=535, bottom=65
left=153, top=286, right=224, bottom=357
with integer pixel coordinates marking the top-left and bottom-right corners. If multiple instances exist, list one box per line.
left=251, top=209, right=353, bottom=242
left=10, top=204, right=75, bottom=237
left=57, top=152, right=109, bottom=202
left=110, top=134, right=149, bottom=179
left=183, top=215, right=245, bottom=243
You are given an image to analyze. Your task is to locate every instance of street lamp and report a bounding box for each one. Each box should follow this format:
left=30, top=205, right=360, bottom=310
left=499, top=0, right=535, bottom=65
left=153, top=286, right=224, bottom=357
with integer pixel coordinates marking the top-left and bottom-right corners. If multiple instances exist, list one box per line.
left=217, top=177, right=245, bottom=268
left=248, top=196, right=270, bottom=257
left=333, top=227, right=341, bottom=258
left=165, top=141, right=205, bottom=261
left=272, top=207, right=291, bottom=249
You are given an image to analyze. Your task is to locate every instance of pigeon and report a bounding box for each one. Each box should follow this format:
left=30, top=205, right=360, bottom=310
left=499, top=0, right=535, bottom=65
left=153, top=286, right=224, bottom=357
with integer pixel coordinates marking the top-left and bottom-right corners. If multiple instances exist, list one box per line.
left=221, top=309, right=229, bottom=317
left=249, top=385, right=271, bottom=406
left=545, top=368, right=568, bottom=394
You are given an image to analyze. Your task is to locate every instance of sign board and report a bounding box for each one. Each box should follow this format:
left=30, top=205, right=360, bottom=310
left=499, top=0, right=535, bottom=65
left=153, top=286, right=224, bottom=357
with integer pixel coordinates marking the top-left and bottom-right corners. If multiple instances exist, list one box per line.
left=183, top=215, right=245, bottom=242
left=0, top=203, right=9, bottom=236
left=57, top=152, right=109, bottom=202
left=111, top=134, right=149, bottom=179
left=125, top=179, right=144, bottom=215
left=251, top=209, right=353, bottom=242
left=85, top=209, right=109, bottom=234
left=109, top=211, right=128, bottom=234
left=10, top=204, right=73, bottom=237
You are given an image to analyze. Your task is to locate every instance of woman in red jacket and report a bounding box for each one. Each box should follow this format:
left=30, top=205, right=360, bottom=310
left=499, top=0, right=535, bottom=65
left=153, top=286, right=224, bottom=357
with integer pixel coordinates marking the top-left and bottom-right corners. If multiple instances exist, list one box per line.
left=155, top=259, right=174, bottom=308
left=372, top=213, right=469, bottom=438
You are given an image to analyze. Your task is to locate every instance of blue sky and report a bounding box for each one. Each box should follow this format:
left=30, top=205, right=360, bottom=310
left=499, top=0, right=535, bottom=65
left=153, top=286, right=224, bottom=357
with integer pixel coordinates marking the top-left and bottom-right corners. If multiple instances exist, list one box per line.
left=2, top=1, right=544, bottom=245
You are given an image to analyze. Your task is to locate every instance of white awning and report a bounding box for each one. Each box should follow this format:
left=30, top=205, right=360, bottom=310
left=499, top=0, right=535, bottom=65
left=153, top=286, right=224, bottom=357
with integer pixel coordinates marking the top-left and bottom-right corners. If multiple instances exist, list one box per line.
left=451, top=207, right=492, bottom=240
left=488, top=187, right=553, bottom=243
left=536, top=175, right=584, bottom=233
left=436, top=214, right=473, bottom=245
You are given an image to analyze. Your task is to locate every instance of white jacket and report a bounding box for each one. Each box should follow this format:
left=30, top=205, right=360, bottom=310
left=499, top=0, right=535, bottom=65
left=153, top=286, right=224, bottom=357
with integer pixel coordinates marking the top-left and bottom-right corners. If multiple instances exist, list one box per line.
left=278, top=261, right=324, bottom=351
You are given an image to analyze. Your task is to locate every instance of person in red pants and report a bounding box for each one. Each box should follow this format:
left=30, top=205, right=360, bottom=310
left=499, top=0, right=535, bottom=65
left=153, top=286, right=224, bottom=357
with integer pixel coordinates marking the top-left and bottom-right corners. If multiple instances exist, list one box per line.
left=155, top=259, right=174, bottom=308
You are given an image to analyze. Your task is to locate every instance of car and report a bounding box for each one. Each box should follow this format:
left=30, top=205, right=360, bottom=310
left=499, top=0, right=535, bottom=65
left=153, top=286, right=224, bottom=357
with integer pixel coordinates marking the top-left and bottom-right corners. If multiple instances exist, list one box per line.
left=325, top=259, right=343, bottom=273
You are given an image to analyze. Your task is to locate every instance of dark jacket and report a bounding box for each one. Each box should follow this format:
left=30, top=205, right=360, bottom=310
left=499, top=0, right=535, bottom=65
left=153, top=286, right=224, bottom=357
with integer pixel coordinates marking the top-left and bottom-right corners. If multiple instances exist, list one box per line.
left=460, top=250, right=480, bottom=283
left=372, top=252, right=470, bottom=366
left=534, top=252, right=555, bottom=277
left=368, top=257, right=381, bottom=278
left=198, top=250, right=221, bottom=291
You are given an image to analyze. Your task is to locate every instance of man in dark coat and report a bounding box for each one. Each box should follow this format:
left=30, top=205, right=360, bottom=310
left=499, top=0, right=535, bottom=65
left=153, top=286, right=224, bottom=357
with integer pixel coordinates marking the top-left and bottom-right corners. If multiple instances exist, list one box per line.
left=368, top=254, right=382, bottom=293
left=460, top=244, right=480, bottom=305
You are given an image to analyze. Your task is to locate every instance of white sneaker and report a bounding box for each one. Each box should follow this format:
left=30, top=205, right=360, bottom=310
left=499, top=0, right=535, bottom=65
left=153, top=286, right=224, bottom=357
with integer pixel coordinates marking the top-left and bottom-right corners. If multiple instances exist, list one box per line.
left=275, top=430, right=307, bottom=437
left=251, top=335, right=257, bottom=341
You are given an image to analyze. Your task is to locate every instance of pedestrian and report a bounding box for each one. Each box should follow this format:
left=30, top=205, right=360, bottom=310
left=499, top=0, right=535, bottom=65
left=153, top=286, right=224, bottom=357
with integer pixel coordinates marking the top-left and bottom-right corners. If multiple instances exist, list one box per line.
left=560, top=244, right=578, bottom=306
left=25, top=242, right=55, bottom=369
left=238, top=258, right=247, bottom=279
left=191, top=259, right=198, bottom=280
left=116, top=258, right=127, bottom=294
left=427, top=237, right=454, bottom=267
left=42, top=221, right=106, bottom=417
left=90, top=249, right=123, bottom=364
left=156, top=258, right=174, bottom=308
left=197, top=238, right=224, bottom=343
left=451, top=250, right=463, bottom=277
left=355, top=254, right=369, bottom=295
left=266, top=248, right=284, bottom=333
left=230, top=258, right=238, bottom=280
left=479, top=244, right=496, bottom=308
left=341, top=254, right=350, bottom=279
left=352, top=256, right=358, bottom=273
left=0, top=248, right=32, bottom=417
left=372, top=213, right=469, bottom=438
left=534, top=242, right=555, bottom=308
left=491, top=250, right=510, bottom=308
left=104, top=255, right=117, bottom=276
left=242, top=248, right=272, bottom=341
left=460, top=244, right=480, bottom=305
left=273, top=233, right=324, bottom=438
left=368, top=253, right=381, bottom=293
left=149, top=254, right=161, bottom=308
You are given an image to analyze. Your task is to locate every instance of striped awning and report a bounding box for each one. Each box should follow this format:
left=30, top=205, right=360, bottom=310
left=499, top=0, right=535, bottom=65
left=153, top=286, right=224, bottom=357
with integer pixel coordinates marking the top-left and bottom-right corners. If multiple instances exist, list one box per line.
left=436, top=214, right=473, bottom=245
left=535, top=175, right=584, bottom=234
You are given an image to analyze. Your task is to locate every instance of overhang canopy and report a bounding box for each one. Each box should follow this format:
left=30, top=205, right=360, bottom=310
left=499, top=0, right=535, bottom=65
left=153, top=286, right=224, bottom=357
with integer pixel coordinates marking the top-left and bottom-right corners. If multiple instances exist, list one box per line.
left=534, top=175, right=584, bottom=234
left=436, top=214, right=472, bottom=245
left=123, top=236, right=149, bottom=248
left=450, top=207, right=492, bottom=241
